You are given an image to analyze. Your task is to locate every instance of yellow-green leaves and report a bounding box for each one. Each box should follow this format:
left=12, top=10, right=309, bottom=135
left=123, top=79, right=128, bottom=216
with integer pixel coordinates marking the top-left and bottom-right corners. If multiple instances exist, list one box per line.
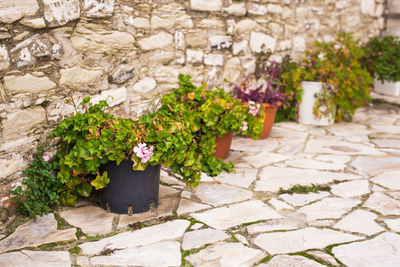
left=91, top=172, right=110, bottom=190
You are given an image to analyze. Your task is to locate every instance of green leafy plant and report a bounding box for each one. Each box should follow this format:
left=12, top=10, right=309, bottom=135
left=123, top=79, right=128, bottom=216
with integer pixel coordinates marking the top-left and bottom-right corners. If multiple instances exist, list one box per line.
left=274, top=55, right=302, bottom=122
left=362, top=35, right=400, bottom=83
left=301, top=33, right=373, bottom=121
left=45, top=74, right=264, bottom=206
left=9, top=145, right=63, bottom=218
left=157, top=74, right=264, bottom=177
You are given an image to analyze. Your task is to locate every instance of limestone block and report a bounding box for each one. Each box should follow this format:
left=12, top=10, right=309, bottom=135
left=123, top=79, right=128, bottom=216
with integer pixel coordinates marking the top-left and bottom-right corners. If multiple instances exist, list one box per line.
left=186, top=49, right=204, bottom=64
left=0, top=0, right=39, bottom=24
left=268, top=4, right=283, bottom=14
left=2, top=107, right=46, bottom=138
left=293, top=36, right=306, bottom=52
left=237, top=19, right=260, bottom=33
left=60, top=66, right=106, bottom=92
left=4, top=74, right=56, bottom=94
left=71, top=23, right=135, bottom=53
left=233, top=40, right=249, bottom=56
left=204, top=54, right=224, bottom=66
left=267, top=255, right=325, bottom=267
left=138, top=32, right=173, bottom=51
left=223, top=3, right=247, bottom=16
left=90, top=242, right=181, bottom=267
left=0, top=154, right=25, bottom=181
left=16, top=47, right=35, bottom=67
left=240, top=55, right=256, bottom=74
left=0, top=137, right=36, bottom=153
left=0, top=32, right=11, bottom=40
left=147, top=50, right=175, bottom=64
left=332, top=233, right=400, bottom=267
left=10, top=33, right=63, bottom=67
left=131, top=18, right=150, bottom=29
left=361, top=0, right=375, bottom=16
left=190, top=0, right=222, bottom=12
left=132, top=78, right=157, bottom=94
left=30, top=34, right=61, bottom=58
left=0, top=250, right=71, bottom=266
left=109, top=64, right=135, bottom=84
left=19, top=18, right=46, bottom=29
left=223, top=57, right=243, bottom=85
left=185, top=30, right=209, bottom=48
left=209, top=35, right=232, bottom=50
left=0, top=45, right=9, bottom=70
left=175, top=31, right=185, bottom=50
left=83, top=0, right=115, bottom=18
left=151, top=16, right=174, bottom=30
left=46, top=97, right=78, bottom=124
left=278, top=39, right=292, bottom=51
left=91, top=87, right=127, bottom=107
left=386, top=18, right=400, bottom=37
left=43, top=0, right=80, bottom=27
left=247, top=3, right=267, bottom=15
left=250, top=32, right=277, bottom=53
left=186, top=242, right=264, bottom=267
left=151, top=3, right=193, bottom=30
left=388, top=0, right=400, bottom=14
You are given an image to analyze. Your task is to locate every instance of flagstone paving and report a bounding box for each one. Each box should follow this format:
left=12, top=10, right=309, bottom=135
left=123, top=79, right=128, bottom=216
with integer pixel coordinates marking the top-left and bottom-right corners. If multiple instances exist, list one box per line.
left=1, top=102, right=400, bottom=266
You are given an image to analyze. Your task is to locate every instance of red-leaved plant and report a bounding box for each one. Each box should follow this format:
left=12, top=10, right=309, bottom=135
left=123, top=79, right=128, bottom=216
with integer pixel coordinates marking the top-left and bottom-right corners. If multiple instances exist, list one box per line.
left=233, top=61, right=288, bottom=107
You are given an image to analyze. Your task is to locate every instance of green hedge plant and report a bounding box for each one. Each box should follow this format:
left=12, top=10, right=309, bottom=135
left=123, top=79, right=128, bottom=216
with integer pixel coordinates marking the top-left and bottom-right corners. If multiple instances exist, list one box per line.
left=362, top=36, right=400, bottom=83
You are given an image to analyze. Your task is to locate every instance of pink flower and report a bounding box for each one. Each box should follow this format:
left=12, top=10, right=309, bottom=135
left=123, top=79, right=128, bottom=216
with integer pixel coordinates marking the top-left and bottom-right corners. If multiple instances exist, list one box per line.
left=43, top=155, right=50, bottom=162
left=240, top=121, right=248, bottom=131
left=134, top=143, right=154, bottom=163
left=248, top=101, right=260, bottom=116
left=134, top=143, right=148, bottom=157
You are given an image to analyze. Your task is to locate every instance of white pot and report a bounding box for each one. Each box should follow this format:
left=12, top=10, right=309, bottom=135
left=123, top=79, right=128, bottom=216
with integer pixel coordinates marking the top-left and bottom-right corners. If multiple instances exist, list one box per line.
left=298, top=81, right=334, bottom=126
left=374, top=79, right=400, bottom=97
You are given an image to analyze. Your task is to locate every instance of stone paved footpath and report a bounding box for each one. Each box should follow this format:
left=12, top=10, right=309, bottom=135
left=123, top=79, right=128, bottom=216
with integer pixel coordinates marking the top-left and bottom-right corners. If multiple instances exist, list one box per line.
left=0, top=102, right=400, bottom=267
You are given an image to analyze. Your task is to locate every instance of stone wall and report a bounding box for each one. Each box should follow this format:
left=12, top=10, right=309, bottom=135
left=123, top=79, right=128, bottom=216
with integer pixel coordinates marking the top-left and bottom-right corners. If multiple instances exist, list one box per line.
left=0, top=0, right=385, bottom=207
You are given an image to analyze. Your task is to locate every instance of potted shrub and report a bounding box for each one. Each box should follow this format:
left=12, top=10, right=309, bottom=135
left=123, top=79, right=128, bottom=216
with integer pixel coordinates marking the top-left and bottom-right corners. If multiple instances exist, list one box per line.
left=158, top=74, right=264, bottom=159
left=362, top=36, right=400, bottom=97
left=298, top=33, right=373, bottom=125
left=233, top=61, right=288, bottom=139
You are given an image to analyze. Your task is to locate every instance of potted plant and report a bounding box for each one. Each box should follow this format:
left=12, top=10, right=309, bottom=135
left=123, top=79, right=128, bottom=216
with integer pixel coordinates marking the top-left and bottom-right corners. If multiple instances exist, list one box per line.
left=158, top=74, right=264, bottom=159
left=10, top=74, right=263, bottom=216
left=233, top=60, right=288, bottom=139
left=362, top=35, right=400, bottom=97
left=298, top=33, right=373, bottom=125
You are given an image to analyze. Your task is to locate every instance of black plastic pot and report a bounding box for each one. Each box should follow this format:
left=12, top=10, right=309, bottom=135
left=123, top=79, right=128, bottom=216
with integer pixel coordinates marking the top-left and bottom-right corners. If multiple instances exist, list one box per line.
left=99, top=160, right=161, bottom=214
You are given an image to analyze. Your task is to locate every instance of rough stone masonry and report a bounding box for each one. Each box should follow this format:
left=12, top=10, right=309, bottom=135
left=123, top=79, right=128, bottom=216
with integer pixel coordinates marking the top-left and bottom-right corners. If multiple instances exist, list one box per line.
left=0, top=0, right=385, bottom=207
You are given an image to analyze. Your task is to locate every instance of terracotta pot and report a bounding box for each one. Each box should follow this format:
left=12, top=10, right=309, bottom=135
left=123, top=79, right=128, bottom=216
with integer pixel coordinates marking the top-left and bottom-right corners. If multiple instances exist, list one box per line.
left=259, top=103, right=278, bottom=139
left=212, top=131, right=233, bottom=159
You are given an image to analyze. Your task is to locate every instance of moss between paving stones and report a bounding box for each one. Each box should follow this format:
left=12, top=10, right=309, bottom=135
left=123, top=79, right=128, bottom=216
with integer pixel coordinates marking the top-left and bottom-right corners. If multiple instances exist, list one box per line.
left=278, top=184, right=331, bottom=195
left=290, top=251, right=336, bottom=266
left=324, top=244, right=345, bottom=265
left=256, top=255, right=272, bottom=264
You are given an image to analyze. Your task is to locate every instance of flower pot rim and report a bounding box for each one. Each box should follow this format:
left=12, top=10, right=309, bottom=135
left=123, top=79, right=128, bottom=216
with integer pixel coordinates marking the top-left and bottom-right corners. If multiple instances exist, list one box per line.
left=301, top=80, right=323, bottom=85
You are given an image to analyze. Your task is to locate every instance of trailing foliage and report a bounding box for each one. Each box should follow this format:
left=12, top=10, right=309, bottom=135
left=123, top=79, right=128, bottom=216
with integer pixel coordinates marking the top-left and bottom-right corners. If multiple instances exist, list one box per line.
left=9, top=146, right=63, bottom=218
left=362, top=35, right=400, bottom=83
left=301, top=32, right=373, bottom=121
